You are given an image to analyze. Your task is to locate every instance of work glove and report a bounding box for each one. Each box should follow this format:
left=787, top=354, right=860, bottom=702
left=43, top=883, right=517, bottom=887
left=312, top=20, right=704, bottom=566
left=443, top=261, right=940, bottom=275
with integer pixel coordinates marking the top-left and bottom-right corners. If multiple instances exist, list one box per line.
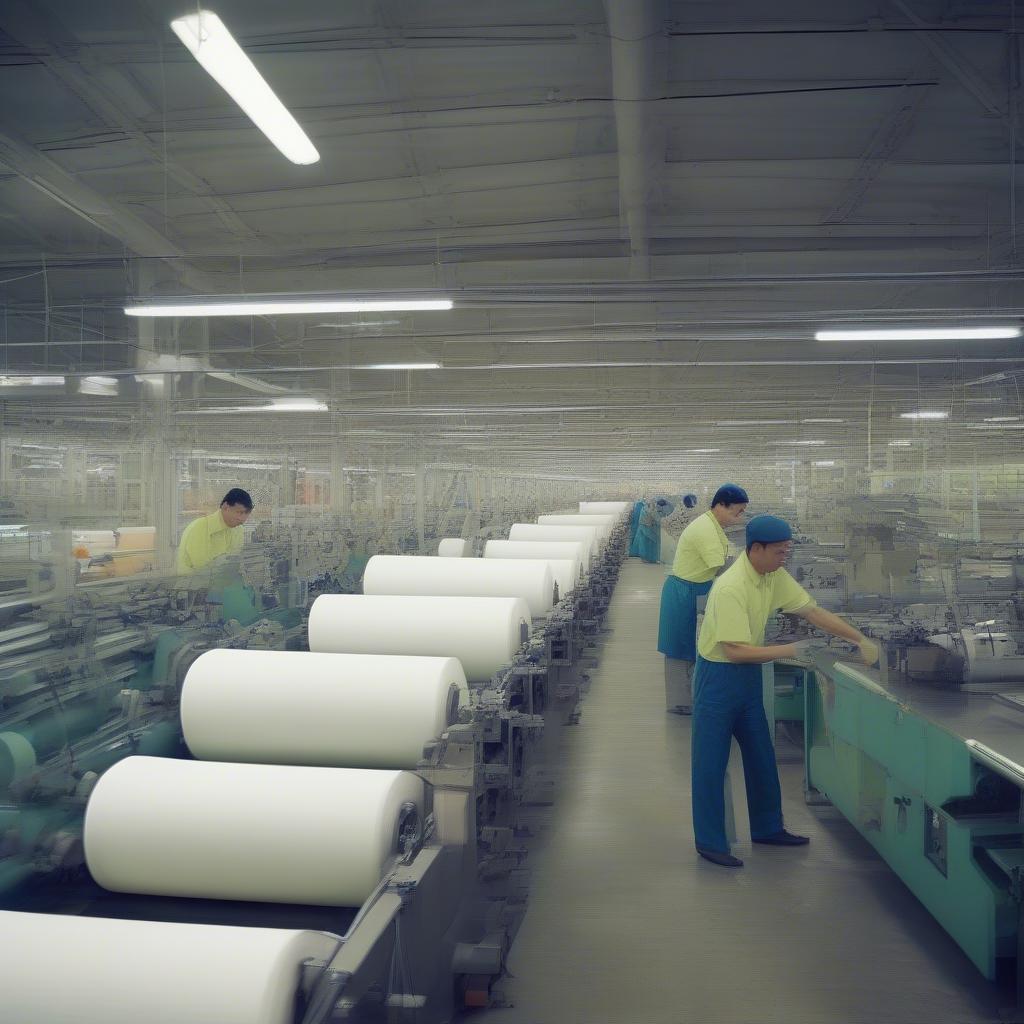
left=857, top=637, right=881, bottom=667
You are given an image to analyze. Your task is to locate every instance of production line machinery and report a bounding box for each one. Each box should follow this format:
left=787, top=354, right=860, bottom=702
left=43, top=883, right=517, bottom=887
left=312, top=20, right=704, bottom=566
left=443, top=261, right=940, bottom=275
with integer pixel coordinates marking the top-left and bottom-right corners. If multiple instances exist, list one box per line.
left=0, top=503, right=631, bottom=1022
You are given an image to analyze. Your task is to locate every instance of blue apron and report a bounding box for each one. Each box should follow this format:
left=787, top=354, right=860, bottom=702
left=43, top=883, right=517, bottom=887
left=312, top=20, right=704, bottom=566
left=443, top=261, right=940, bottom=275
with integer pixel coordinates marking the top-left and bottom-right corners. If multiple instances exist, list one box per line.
left=691, top=655, right=783, bottom=853
left=627, top=501, right=644, bottom=556
left=657, top=575, right=712, bottom=660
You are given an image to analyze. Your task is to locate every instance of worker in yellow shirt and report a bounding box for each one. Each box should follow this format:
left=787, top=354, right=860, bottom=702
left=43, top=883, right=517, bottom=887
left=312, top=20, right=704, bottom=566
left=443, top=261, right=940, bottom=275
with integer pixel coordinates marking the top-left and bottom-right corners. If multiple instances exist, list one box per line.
left=657, top=484, right=748, bottom=714
left=691, top=514, right=879, bottom=868
left=176, top=488, right=253, bottom=574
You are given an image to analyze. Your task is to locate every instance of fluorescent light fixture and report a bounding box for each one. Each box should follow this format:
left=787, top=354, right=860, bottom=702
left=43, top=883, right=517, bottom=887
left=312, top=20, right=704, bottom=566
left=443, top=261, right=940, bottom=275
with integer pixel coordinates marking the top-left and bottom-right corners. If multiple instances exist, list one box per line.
left=984, top=416, right=1021, bottom=422
left=813, top=460, right=837, bottom=467
left=125, top=298, right=453, bottom=317
left=268, top=398, right=327, bottom=412
left=816, top=327, right=1021, bottom=341
left=801, top=418, right=845, bottom=423
left=889, top=440, right=913, bottom=447
left=768, top=440, right=826, bottom=446
left=0, top=375, right=65, bottom=386
left=170, top=10, right=319, bottom=165
left=80, top=375, right=119, bottom=396
left=684, top=448, right=721, bottom=453
left=363, top=363, right=441, bottom=371
left=899, top=411, right=948, bottom=420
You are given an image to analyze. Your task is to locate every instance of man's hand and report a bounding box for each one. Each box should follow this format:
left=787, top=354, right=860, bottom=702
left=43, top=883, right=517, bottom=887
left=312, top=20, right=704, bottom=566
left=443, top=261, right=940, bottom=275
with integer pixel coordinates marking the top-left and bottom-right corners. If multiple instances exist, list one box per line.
left=857, top=637, right=880, bottom=667
left=786, top=639, right=815, bottom=663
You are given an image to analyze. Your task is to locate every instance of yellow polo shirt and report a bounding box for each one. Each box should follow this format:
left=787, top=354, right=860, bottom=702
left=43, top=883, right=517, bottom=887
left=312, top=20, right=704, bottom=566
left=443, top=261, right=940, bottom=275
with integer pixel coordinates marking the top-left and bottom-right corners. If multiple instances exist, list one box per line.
left=697, top=552, right=814, bottom=662
left=176, top=510, right=245, bottom=574
left=672, top=510, right=730, bottom=583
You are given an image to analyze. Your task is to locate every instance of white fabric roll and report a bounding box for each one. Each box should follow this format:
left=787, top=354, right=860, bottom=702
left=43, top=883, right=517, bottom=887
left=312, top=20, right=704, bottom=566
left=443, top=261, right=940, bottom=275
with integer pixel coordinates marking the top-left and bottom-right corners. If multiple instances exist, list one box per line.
left=508, top=523, right=599, bottom=562
left=537, top=513, right=616, bottom=540
left=0, top=911, right=339, bottom=1024
left=579, top=501, right=631, bottom=514
left=364, top=554, right=554, bottom=617
left=84, top=757, right=423, bottom=906
left=481, top=546, right=577, bottom=598
left=483, top=539, right=586, bottom=581
left=437, top=538, right=468, bottom=557
left=181, top=649, right=466, bottom=769
left=309, top=594, right=530, bottom=681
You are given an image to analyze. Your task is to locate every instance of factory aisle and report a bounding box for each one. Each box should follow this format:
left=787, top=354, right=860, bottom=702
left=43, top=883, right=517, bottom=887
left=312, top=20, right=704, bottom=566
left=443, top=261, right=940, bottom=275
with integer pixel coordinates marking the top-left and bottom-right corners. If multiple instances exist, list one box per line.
left=473, top=558, right=1005, bottom=1024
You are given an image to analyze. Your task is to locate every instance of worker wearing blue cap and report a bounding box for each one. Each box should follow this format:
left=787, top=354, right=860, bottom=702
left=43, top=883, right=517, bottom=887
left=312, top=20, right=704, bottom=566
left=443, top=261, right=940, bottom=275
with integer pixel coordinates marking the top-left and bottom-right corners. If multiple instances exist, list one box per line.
left=691, top=513, right=880, bottom=868
left=628, top=499, right=661, bottom=563
left=657, top=484, right=748, bottom=714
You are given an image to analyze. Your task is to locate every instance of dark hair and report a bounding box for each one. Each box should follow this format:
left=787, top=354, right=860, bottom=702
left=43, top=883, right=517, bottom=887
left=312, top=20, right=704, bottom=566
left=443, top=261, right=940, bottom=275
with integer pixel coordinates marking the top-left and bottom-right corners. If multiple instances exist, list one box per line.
left=221, top=488, right=253, bottom=510
left=711, top=484, right=749, bottom=508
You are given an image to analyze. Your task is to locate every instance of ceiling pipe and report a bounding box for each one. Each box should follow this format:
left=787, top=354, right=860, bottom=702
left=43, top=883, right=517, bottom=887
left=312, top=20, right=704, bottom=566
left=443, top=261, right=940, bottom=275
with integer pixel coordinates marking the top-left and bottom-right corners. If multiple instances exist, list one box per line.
left=604, top=0, right=667, bottom=279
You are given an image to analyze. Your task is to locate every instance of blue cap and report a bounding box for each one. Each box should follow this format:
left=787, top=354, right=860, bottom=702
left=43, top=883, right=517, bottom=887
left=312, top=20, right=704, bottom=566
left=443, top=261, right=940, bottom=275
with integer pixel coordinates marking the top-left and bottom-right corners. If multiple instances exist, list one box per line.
left=711, top=483, right=749, bottom=507
left=746, top=514, right=792, bottom=547
left=682, top=493, right=698, bottom=509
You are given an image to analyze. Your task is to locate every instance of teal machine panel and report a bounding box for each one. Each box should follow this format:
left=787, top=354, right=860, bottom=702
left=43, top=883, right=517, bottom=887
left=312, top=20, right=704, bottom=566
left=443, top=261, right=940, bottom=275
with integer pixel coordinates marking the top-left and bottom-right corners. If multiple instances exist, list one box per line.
left=804, top=659, right=1024, bottom=983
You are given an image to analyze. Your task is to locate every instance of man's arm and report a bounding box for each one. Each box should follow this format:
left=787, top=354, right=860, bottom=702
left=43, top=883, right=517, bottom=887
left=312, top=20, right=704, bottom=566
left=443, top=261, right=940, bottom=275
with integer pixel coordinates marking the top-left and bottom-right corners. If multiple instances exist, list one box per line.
left=722, top=640, right=802, bottom=665
left=792, top=605, right=879, bottom=666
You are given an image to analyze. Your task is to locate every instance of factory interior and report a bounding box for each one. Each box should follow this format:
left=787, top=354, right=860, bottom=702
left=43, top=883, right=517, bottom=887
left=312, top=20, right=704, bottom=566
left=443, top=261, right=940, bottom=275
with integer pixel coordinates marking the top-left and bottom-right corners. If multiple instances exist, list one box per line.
left=3, top=1, right=1024, bottom=1022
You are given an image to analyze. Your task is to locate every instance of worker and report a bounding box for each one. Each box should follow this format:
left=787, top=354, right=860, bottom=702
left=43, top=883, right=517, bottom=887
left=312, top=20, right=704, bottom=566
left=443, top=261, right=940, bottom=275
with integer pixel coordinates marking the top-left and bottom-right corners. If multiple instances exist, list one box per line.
left=691, top=513, right=879, bottom=868
left=176, top=487, right=253, bottom=574
left=627, top=500, right=645, bottom=555
left=628, top=499, right=663, bottom=563
left=658, top=484, right=748, bottom=714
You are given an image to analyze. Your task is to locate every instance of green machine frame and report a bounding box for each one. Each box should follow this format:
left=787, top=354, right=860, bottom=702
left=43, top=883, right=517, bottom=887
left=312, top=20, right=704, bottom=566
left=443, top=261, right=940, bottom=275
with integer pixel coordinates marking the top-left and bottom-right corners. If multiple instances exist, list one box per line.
left=801, top=660, right=1024, bottom=985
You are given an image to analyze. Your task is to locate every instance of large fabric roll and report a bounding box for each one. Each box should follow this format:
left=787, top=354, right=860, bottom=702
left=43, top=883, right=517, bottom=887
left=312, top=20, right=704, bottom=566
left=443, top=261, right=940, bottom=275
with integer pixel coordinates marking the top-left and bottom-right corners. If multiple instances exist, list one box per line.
left=481, top=546, right=577, bottom=599
left=363, top=554, right=554, bottom=618
left=84, top=757, right=423, bottom=906
left=308, top=594, right=530, bottom=681
left=578, top=501, right=631, bottom=514
left=181, top=649, right=466, bottom=769
left=0, top=911, right=340, bottom=1024
left=437, top=538, right=468, bottom=557
left=537, top=513, right=616, bottom=540
left=482, top=539, right=585, bottom=581
left=508, top=523, right=599, bottom=562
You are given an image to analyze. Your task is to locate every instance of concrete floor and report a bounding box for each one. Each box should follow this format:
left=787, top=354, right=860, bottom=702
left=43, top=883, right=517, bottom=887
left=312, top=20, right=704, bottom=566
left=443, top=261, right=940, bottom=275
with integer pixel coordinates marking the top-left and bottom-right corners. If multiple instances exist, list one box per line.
left=472, top=559, right=1008, bottom=1024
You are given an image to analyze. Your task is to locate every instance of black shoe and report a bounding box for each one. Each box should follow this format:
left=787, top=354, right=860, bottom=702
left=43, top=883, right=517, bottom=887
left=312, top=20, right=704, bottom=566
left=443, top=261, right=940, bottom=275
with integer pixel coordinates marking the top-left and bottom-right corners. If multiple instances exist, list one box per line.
left=666, top=705, right=692, bottom=716
left=752, top=830, right=810, bottom=846
left=696, top=846, right=744, bottom=867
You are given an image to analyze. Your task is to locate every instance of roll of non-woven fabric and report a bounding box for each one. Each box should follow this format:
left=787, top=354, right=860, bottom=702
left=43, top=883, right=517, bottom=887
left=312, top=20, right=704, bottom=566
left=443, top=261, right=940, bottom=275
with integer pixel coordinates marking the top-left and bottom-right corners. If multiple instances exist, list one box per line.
left=438, top=538, right=468, bottom=557
left=537, top=513, right=616, bottom=540
left=84, top=757, right=423, bottom=906
left=484, top=539, right=585, bottom=581
left=482, top=546, right=577, bottom=598
left=181, top=649, right=466, bottom=769
left=508, top=523, right=598, bottom=562
left=309, top=594, right=530, bottom=681
left=0, top=911, right=339, bottom=1024
left=0, top=731, right=36, bottom=791
left=364, top=554, right=555, bottom=618
left=579, top=501, right=631, bottom=515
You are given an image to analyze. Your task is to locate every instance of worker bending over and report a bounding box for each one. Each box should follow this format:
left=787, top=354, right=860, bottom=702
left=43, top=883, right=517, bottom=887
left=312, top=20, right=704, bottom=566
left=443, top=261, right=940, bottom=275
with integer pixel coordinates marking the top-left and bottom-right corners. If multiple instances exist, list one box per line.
left=691, top=513, right=879, bottom=868
left=176, top=487, right=253, bottom=574
left=658, top=484, right=748, bottom=714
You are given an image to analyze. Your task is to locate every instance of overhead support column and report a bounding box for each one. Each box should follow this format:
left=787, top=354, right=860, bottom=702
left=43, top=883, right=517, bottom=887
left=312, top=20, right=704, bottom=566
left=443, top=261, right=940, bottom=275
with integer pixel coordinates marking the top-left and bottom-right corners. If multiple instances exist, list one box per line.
left=604, top=0, right=668, bottom=279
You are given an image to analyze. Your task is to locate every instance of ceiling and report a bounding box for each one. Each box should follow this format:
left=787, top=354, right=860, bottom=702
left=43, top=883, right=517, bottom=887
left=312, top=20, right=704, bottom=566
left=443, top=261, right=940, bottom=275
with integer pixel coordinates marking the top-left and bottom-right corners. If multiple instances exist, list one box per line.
left=0, top=0, right=1023, bottom=474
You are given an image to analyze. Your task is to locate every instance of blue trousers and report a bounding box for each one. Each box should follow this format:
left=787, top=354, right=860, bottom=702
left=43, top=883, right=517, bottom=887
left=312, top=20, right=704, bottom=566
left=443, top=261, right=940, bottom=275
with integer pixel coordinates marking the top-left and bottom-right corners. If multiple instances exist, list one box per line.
left=691, top=656, right=783, bottom=852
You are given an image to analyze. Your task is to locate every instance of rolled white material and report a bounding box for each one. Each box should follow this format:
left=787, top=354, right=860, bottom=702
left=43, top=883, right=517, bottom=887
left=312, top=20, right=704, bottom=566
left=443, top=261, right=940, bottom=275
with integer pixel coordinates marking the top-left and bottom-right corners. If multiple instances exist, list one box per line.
left=364, top=554, right=554, bottom=618
left=181, top=649, right=466, bottom=769
left=84, top=757, right=423, bottom=906
left=579, top=501, right=631, bottom=514
left=0, top=911, right=339, bottom=1024
left=309, top=594, right=530, bottom=682
left=537, top=513, right=616, bottom=540
left=508, top=523, right=599, bottom=562
left=484, top=539, right=585, bottom=580
left=437, top=538, right=468, bottom=557
left=0, top=731, right=36, bottom=790
left=482, top=546, right=578, bottom=598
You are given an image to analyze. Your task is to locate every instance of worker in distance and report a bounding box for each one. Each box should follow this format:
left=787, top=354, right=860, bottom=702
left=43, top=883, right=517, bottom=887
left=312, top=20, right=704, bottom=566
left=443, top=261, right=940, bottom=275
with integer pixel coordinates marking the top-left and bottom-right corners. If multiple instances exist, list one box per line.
left=176, top=487, right=253, bottom=574
left=691, top=513, right=880, bottom=868
left=658, top=484, right=748, bottom=714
